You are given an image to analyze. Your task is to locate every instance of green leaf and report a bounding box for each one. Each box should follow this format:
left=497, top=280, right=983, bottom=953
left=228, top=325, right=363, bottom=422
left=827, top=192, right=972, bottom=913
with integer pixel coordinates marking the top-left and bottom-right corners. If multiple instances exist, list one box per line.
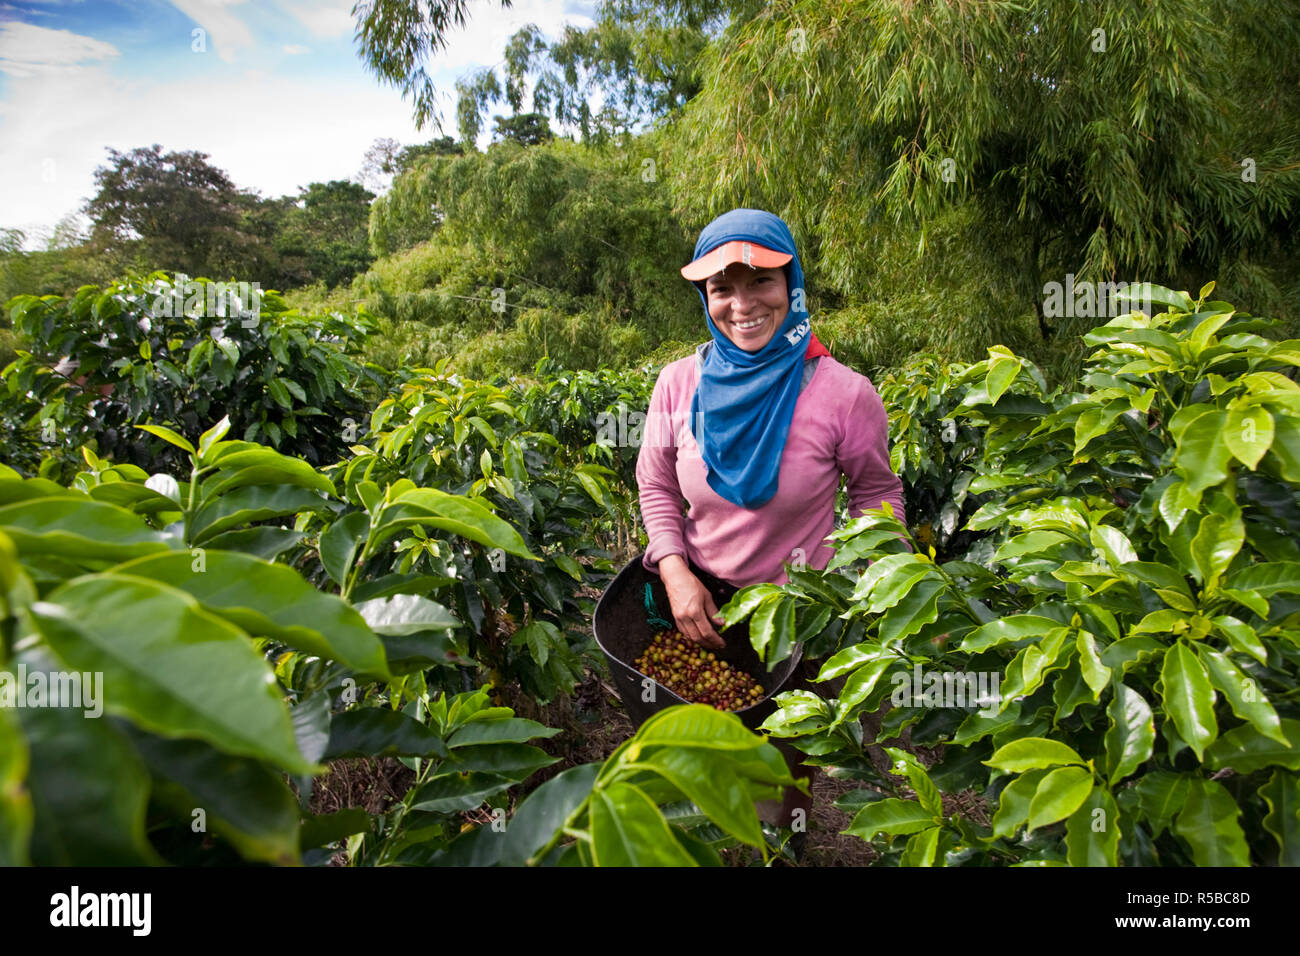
left=319, top=511, right=369, bottom=587
left=1197, top=645, right=1285, bottom=743
left=1065, top=786, right=1119, bottom=866
left=1267, top=416, right=1300, bottom=481
left=1189, top=513, right=1244, bottom=592
left=16, top=687, right=160, bottom=865
left=197, top=416, right=231, bottom=463
left=589, top=782, right=696, bottom=866
left=959, top=614, right=1059, bottom=653
left=384, top=488, right=538, bottom=561
left=900, top=826, right=942, bottom=866
left=877, top=578, right=943, bottom=643
left=1028, top=766, right=1094, bottom=831
left=0, top=497, right=174, bottom=562
left=1259, top=770, right=1300, bottom=867
left=120, top=723, right=300, bottom=865
left=817, top=642, right=894, bottom=681
left=202, top=447, right=335, bottom=498
left=1158, top=642, right=1218, bottom=761
left=884, top=747, right=942, bottom=819
left=844, top=798, right=938, bottom=840
left=985, top=737, right=1086, bottom=773
left=1076, top=632, right=1111, bottom=695
left=114, top=551, right=390, bottom=679
left=191, top=484, right=331, bottom=545
left=0, top=708, right=31, bottom=866
left=135, top=423, right=195, bottom=454
left=354, top=593, right=459, bottom=636
left=991, top=768, right=1047, bottom=839
left=504, top=762, right=601, bottom=866
left=627, top=747, right=765, bottom=848
left=30, top=575, right=318, bottom=775
left=1132, top=771, right=1191, bottom=836
left=409, top=771, right=515, bottom=814
left=1224, top=561, right=1300, bottom=597
left=323, top=708, right=447, bottom=759
left=625, top=704, right=763, bottom=756
left=1174, top=410, right=1233, bottom=493
left=1173, top=778, right=1249, bottom=866
left=1103, top=683, right=1154, bottom=785
left=1205, top=719, right=1300, bottom=772
left=1225, top=406, right=1274, bottom=469
left=448, top=717, right=561, bottom=748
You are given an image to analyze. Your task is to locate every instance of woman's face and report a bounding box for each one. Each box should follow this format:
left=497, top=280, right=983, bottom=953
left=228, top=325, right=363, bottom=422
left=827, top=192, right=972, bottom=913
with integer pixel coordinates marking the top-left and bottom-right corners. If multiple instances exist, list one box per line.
left=704, top=265, right=789, bottom=352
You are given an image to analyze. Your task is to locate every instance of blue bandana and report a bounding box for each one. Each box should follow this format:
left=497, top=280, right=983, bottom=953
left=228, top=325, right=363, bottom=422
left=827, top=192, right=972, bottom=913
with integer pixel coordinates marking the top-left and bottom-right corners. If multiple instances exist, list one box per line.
left=688, top=209, right=811, bottom=509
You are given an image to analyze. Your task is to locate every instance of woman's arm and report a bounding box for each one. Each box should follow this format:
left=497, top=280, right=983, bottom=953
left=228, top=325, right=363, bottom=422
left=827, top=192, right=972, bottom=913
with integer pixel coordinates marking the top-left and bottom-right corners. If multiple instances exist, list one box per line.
left=837, top=374, right=910, bottom=540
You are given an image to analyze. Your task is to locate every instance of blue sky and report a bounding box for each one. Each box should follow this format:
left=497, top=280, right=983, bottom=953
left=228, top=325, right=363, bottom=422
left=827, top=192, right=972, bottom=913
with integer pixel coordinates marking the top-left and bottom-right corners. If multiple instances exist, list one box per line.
left=0, top=0, right=598, bottom=247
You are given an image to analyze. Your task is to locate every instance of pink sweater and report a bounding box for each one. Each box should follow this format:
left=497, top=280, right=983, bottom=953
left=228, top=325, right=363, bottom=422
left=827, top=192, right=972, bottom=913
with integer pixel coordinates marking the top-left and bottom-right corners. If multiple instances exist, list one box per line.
left=635, top=351, right=907, bottom=588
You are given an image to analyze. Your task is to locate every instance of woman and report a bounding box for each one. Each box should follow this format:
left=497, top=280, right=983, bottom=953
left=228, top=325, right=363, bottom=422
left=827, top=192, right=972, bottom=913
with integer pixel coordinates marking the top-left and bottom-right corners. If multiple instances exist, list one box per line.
left=635, top=207, right=907, bottom=848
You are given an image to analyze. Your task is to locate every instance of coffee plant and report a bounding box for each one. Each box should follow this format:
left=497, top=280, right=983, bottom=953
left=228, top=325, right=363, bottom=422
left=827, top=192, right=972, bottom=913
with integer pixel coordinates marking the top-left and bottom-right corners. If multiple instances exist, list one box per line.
left=726, top=284, right=1300, bottom=866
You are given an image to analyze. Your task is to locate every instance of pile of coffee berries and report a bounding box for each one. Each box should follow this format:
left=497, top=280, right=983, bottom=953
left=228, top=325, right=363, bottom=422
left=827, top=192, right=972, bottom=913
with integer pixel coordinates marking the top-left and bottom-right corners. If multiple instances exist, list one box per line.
left=634, top=630, right=765, bottom=711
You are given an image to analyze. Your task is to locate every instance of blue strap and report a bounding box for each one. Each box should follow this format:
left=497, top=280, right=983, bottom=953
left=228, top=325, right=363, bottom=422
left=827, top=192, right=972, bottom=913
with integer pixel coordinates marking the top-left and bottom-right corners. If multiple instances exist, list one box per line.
left=644, top=583, right=674, bottom=631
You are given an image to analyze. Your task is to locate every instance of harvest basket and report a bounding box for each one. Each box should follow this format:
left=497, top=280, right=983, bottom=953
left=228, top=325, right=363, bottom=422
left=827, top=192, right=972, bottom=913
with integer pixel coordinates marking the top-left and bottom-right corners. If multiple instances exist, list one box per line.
left=593, top=554, right=803, bottom=731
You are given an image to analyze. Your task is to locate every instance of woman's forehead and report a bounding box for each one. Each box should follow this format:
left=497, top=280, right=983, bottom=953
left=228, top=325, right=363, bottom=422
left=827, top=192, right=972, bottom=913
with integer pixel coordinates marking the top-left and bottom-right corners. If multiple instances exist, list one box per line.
left=706, top=264, right=785, bottom=283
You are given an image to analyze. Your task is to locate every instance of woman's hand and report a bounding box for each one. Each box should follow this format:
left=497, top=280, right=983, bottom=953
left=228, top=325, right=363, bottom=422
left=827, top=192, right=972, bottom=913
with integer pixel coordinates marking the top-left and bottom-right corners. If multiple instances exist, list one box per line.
left=658, top=555, right=726, bottom=649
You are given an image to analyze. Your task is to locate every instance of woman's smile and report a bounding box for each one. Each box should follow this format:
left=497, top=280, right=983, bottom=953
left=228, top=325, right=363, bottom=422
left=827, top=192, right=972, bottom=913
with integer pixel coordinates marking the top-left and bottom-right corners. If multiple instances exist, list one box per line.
left=705, top=265, right=790, bottom=351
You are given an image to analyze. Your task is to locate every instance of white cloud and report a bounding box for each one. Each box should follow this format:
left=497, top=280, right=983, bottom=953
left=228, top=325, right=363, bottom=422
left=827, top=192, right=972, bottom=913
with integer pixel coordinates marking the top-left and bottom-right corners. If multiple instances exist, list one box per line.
left=0, top=57, right=429, bottom=244
left=169, top=0, right=255, bottom=64
left=429, top=0, right=595, bottom=73
left=283, top=43, right=310, bottom=55
left=286, top=2, right=353, bottom=39
left=0, top=21, right=119, bottom=77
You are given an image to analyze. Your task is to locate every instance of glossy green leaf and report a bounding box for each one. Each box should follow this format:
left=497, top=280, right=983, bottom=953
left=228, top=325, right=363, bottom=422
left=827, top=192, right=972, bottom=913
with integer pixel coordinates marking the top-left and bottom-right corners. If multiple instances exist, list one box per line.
left=1197, top=645, right=1284, bottom=743
left=901, top=825, right=942, bottom=866
left=504, top=762, right=601, bottom=866
left=959, top=614, right=1059, bottom=653
left=1065, top=786, right=1119, bottom=866
left=1225, top=406, right=1274, bottom=469
left=1259, top=770, right=1300, bottom=867
left=17, top=695, right=159, bottom=865
left=991, top=768, right=1048, bottom=839
left=114, top=551, right=390, bottom=678
left=628, top=746, right=764, bottom=848
left=0, top=497, right=173, bottom=562
left=191, top=484, right=331, bottom=545
left=135, top=423, right=195, bottom=454
left=1206, top=719, right=1300, bottom=772
left=1174, top=410, right=1232, bottom=493
left=1173, top=778, right=1249, bottom=866
left=324, top=708, right=448, bottom=759
left=319, top=511, right=369, bottom=587
left=0, top=708, right=30, bottom=866
left=1103, top=683, right=1154, bottom=785
left=30, top=575, right=317, bottom=775
left=1028, top=766, right=1094, bottom=831
left=844, top=797, right=938, bottom=840
left=1131, top=771, right=1191, bottom=836
left=1158, top=642, right=1218, bottom=761
left=589, top=782, right=696, bottom=866
left=448, top=717, right=561, bottom=748
left=985, top=737, right=1086, bottom=773
left=120, top=723, right=300, bottom=865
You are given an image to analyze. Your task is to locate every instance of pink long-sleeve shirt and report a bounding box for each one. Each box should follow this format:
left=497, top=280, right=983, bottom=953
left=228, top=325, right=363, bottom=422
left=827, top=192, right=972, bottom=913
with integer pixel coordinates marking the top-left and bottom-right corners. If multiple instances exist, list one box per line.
left=635, top=347, right=906, bottom=588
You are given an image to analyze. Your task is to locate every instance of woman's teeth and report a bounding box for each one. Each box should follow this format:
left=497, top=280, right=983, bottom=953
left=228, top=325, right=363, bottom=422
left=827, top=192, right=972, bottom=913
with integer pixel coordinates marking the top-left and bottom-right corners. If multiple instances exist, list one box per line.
left=734, top=317, right=764, bottom=329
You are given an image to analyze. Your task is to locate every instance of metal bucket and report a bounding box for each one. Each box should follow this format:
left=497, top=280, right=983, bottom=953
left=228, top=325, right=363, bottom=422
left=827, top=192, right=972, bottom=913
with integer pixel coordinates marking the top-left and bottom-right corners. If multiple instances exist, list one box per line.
left=593, top=554, right=803, bottom=731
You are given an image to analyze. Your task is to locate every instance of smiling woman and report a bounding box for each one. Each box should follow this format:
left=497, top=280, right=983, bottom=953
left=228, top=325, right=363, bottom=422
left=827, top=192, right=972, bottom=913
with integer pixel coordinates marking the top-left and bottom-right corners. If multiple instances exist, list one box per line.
left=633, top=207, right=908, bottom=843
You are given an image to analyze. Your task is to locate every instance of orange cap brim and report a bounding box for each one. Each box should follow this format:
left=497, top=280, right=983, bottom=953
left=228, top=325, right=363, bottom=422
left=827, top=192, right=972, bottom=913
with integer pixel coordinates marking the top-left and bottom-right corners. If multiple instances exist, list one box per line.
left=680, top=240, right=793, bottom=281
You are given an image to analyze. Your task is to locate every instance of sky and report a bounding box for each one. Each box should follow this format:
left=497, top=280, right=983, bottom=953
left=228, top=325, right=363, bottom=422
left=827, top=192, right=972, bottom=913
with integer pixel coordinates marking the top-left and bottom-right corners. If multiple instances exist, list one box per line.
left=0, top=0, right=599, bottom=248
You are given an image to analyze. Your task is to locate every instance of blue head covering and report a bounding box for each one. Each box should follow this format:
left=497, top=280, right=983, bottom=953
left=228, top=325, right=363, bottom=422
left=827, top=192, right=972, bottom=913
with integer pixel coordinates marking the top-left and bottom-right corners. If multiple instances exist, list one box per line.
left=687, top=209, right=810, bottom=509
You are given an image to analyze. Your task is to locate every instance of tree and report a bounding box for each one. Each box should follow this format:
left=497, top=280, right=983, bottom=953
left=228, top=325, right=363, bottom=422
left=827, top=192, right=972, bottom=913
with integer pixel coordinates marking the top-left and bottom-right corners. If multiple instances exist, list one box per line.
left=354, top=0, right=515, bottom=131
left=358, top=136, right=404, bottom=193
left=666, top=0, right=1300, bottom=338
left=83, top=144, right=250, bottom=278
left=276, top=180, right=376, bottom=288
left=491, top=112, right=555, bottom=147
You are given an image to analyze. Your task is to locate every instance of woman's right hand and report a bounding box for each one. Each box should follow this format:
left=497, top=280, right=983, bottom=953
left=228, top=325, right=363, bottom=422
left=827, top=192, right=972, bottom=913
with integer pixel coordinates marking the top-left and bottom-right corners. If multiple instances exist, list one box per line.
left=658, top=554, right=726, bottom=649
